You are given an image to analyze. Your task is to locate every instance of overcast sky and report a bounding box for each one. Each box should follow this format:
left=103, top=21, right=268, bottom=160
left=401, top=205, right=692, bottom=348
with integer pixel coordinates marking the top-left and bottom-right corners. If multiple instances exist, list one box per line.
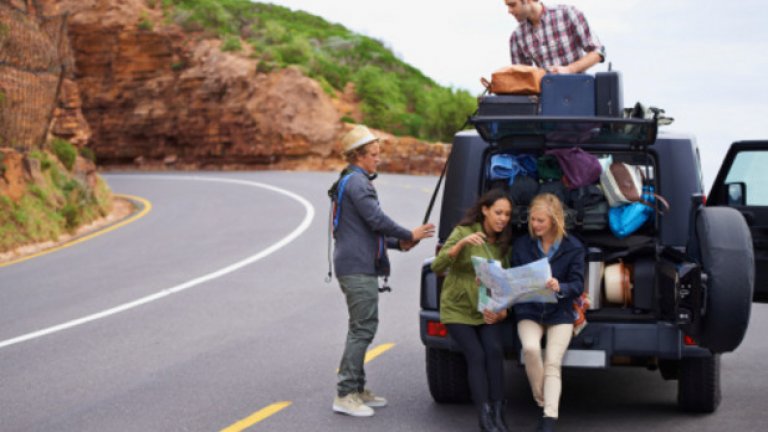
left=264, top=0, right=768, bottom=188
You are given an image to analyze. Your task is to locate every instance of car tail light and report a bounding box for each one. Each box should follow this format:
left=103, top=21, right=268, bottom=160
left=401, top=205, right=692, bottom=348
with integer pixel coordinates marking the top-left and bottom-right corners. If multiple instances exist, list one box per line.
left=684, top=335, right=697, bottom=346
left=427, top=320, right=448, bottom=337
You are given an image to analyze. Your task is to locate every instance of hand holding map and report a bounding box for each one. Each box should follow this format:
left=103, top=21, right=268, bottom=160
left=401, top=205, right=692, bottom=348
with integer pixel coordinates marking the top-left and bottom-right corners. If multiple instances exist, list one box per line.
left=472, top=257, right=557, bottom=313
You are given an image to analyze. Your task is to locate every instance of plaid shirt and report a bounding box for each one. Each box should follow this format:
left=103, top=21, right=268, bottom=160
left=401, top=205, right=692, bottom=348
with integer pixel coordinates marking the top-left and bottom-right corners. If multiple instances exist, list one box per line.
left=509, top=3, right=605, bottom=68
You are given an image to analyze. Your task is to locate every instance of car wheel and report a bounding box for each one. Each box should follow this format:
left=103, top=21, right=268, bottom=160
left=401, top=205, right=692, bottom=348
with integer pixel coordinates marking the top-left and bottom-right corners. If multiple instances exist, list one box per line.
left=426, top=347, right=471, bottom=403
left=677, top=354, right=721, bottom=413
left=694, top=206, right=754, bottom=353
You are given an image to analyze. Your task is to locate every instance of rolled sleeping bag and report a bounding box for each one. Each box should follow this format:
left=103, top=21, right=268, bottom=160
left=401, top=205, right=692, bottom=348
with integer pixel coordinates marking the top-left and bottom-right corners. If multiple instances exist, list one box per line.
left=604, top=262, right=632, bottom=306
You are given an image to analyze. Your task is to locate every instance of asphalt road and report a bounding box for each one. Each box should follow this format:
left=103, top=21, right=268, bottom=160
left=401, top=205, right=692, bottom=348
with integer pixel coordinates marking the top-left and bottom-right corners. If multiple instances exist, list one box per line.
left=1, top=171, right=766, bottom=432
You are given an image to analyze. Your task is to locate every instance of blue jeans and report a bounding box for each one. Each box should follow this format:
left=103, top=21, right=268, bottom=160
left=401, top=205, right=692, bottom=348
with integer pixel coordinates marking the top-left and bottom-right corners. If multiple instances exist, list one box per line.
left=336, top=274, right=379, bottom=397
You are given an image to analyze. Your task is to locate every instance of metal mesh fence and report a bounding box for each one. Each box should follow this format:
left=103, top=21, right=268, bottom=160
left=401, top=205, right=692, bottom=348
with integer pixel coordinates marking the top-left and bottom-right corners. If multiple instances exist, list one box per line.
left=0, top=1, right=70, bottom=150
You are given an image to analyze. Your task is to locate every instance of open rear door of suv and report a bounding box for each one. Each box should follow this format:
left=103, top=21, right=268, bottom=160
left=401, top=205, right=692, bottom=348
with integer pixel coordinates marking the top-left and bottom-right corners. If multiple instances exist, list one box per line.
left=708, top=141, right=768, bottom=302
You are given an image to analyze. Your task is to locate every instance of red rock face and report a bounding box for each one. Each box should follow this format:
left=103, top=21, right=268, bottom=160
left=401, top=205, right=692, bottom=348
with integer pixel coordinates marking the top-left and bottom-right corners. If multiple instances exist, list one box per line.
left=44, top=0, right=449, bottom=174
left=0, top=149, right=26, bottom=202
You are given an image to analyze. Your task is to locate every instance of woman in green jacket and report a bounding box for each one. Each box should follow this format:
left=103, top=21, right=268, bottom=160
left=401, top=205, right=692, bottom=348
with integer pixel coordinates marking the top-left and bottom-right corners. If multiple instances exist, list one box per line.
left=431, top=188, right=514, bottom=432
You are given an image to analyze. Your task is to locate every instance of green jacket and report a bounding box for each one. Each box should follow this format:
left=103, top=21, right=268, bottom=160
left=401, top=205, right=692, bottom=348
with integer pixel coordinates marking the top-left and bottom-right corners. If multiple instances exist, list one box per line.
left=431, top=223, right=509, bottom=325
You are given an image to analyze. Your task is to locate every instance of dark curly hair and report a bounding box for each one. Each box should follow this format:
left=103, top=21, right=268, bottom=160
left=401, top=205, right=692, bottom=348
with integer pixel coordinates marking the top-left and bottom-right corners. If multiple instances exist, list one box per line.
left=457, top=188, right=515, bottom=256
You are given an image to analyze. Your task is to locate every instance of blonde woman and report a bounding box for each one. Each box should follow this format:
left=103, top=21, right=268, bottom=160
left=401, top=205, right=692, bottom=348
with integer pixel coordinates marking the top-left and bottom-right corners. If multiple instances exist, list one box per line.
left=510, top=193, right=585, bottom=432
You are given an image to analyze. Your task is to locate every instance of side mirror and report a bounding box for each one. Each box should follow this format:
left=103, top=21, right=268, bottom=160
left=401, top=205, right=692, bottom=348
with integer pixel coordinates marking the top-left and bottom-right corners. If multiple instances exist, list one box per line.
left=724, top=182, right=747, bottom=206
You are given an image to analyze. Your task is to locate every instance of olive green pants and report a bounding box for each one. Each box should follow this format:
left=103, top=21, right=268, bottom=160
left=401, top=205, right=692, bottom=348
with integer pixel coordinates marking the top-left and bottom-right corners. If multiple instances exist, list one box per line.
left=336, top=274, right=379, bottom=397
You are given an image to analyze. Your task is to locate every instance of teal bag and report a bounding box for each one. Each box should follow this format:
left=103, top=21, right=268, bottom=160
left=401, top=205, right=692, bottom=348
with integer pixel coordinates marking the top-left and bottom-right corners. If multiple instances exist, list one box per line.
left=608, top=186, right=664, bottom=238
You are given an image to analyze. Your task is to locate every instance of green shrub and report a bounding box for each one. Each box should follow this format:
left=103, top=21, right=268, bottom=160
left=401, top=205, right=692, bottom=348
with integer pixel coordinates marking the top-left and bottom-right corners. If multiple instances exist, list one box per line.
left=79, top=147, right=96, bottom=162
left=60, top=203, right=80, bottom=230
left=138, top=12, right=154, bottom=31
left=29, top=150, right=51, bottom=171
left=221, top=35, right=242, bottom=52
left=51, top=138, right=77, bottom=171
left=261, top=21, right=288, bottom=44
left=276, top=36, right=313, bottom=65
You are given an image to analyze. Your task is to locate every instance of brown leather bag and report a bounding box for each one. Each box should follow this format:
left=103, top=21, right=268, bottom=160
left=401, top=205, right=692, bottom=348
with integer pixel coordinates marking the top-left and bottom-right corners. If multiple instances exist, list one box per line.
left=481, top=65, right=547, bottom=95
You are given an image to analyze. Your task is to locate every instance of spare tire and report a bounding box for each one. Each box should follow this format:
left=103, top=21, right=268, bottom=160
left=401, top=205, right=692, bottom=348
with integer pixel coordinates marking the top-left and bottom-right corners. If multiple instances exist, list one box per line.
left=694, top=207, right=754, bottom=352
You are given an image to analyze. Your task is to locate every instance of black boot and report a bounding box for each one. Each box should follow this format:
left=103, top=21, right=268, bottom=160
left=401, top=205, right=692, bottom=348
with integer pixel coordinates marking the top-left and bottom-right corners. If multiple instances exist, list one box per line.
left=478, top=403, right=502, bottom=432
left=540, top=416, right=557, bottom=432
left=491, top=400, right=510, bottom=432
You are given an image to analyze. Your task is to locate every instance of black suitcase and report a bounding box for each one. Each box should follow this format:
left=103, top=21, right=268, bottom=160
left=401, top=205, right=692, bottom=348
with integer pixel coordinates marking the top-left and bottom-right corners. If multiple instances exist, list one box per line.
left=540, top=74, right=595, bottom=116
left=595, top=71, right=624, bottom=117
left=477, top=95, right=539, bottom=116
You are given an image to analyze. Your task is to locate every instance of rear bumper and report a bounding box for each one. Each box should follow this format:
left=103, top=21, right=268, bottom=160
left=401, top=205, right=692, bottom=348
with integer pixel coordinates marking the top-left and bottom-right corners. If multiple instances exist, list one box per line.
left=420, top=309, right=711, bottom=366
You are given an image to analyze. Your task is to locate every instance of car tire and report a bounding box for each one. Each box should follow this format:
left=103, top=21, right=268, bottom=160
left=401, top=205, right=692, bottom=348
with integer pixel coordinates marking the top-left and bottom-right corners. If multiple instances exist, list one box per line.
left=426, top=347, right=471, bottom=403
left=677, top=354, right=721, bottom=413
left=693, top=206, right=754, bottom=353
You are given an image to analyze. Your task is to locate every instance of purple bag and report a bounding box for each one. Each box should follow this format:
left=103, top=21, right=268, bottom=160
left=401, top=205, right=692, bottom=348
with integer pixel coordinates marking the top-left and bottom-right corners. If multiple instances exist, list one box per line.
left=545, top=147, right=602, bottom=189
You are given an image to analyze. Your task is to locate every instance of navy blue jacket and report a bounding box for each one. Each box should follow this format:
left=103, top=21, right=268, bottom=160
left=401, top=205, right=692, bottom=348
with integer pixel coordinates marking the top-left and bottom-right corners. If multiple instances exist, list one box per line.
left=511, top=234, right=585, bottom=325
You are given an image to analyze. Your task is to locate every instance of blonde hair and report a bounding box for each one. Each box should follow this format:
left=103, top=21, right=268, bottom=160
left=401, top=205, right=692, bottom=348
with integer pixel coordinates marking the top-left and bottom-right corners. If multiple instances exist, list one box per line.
left=527, top=193, right=567, bottom=241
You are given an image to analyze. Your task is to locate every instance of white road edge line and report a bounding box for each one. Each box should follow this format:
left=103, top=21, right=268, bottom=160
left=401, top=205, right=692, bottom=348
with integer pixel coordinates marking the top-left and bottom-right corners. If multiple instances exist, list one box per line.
left=0, top=175, right=315, bottom=350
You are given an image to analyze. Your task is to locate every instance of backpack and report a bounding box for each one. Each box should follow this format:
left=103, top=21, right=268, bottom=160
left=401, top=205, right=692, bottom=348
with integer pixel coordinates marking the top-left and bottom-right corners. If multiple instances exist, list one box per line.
left=567, top=185, right=609, bottom=231
left=546, top=147, right=602, bottom=189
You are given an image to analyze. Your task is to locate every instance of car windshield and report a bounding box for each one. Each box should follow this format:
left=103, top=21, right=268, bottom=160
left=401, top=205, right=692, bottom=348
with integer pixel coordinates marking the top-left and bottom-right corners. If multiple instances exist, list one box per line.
left=471, top=116, right=657, bottom=146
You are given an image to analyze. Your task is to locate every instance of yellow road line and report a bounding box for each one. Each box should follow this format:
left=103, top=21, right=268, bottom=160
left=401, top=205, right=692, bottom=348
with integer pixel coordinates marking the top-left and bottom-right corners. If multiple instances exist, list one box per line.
left=0, top=194, right=151, bottom=268
left=220, top=401, right=292, bottom=432
left=221, top=344, right=394, bottom=430
left=364, top=342, right=395, bottom=364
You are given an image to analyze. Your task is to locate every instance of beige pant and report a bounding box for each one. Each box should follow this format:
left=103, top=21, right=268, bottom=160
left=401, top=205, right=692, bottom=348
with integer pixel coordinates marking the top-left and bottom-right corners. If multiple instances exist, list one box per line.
left=517, top=320, right=574, bottom=418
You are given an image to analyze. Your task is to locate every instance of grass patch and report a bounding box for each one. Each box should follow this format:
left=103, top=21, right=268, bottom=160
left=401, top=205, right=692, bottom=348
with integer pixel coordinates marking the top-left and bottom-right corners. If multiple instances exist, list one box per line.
left=221, top=34, right=242, bottom=52
left=51, top=138, right=77, bottom=171
left=138, top=11, right=154, bottom=31
left=0, top=151, right=113, bottom=253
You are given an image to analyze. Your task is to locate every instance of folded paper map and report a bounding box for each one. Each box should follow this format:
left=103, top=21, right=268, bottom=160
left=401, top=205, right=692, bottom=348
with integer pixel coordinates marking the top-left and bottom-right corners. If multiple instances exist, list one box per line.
left=472, top=256, right=557, bottom=313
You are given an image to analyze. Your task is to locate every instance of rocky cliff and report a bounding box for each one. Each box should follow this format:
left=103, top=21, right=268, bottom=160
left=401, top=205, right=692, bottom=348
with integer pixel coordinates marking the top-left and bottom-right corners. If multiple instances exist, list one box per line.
left=59, top=0, right=450, bottom=174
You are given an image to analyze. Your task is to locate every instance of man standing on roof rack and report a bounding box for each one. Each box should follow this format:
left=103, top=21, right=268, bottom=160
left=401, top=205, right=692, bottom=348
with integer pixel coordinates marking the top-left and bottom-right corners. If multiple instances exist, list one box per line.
left=504, top=0, right=605, bottom=73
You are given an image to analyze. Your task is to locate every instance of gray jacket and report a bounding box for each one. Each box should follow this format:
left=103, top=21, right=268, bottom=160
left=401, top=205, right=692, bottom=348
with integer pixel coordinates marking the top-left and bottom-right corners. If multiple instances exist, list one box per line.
left=333, top=167, right=412, bottom=277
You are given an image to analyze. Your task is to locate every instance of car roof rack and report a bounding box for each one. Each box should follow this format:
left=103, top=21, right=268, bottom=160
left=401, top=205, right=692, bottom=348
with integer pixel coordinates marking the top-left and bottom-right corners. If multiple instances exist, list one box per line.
left=470, top=115, right=658, bottom=149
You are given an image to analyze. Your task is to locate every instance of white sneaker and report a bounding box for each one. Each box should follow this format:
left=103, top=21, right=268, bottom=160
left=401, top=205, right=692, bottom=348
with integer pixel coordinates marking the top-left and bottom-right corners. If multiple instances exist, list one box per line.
left=333, top=393, right=374, bottom=417
left=358, top=388, right=388, bottom=408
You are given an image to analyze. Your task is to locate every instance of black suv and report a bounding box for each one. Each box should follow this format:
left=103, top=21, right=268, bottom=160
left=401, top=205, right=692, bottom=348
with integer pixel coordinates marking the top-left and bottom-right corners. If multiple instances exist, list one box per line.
left=419, top=78, right=767, bottom=413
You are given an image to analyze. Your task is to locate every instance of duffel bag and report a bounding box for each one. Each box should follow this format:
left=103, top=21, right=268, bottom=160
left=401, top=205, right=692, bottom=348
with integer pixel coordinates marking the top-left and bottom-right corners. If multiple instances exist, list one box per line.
left=600, top=162, right=643, bottom=207
left=481, top=65, right=547, bottom=95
